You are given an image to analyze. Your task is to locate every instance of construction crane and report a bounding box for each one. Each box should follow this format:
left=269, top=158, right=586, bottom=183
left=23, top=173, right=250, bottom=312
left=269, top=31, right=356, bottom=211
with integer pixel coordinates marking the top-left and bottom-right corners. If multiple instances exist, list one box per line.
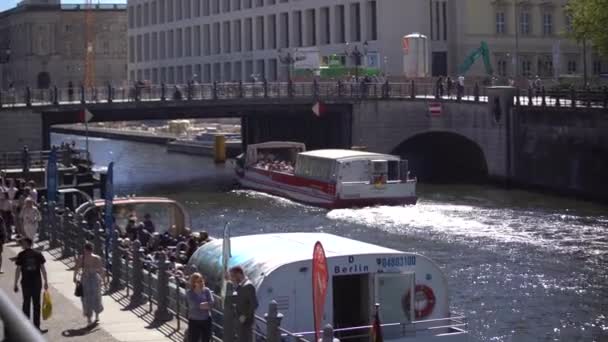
left=458, top=41, right=493, bottom=76
left=83, top=0, right=96, bottom=88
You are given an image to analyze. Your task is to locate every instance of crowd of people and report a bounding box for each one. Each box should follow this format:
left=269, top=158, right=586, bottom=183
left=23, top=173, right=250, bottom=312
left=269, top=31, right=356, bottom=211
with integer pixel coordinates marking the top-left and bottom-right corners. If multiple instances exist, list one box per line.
left=254, top=159, right=295, bottom=173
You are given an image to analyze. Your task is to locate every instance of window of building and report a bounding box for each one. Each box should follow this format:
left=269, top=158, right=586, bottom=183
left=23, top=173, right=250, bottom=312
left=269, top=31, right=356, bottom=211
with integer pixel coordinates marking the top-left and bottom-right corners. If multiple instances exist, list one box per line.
left=128, top=7, right=134, bottom=29
left=223, top=62, right=232, bottom=81
left=233, top=0, right=240, bottom=11
left=129, top=36, right=135, bottom=63
left=543, top=12, right=552, bottom=36
left=186, top=65, right=193, bottom=81
left=194, top=0, right=201, bottom=16
left=136, top=4, right=142, bottom=27
left=306, top=9, right=316, bottom=46
left=185, top=0, right=192, bottom=19
left=203, top=0, right=210, bottom=16
left=244, top=0, right=252, bottom=9
left=167, top=0, right=174, bottom=22
left=203, top=24, right=210, bottom=55
left=212, top=0, right=220, bottom=14
left=177, top=66, right=184, bottom=83
left=195, top=64, right=202, bottom=82
left=159, top=0, right=166, bottom=24
left=280, top=13, right=289, bottom=48
left=176, top=0, right=183, bottom=20
left=223, top=21, right=231, bottom=53
left=336, top=5, right=345, bottom=43
left=367, top=1, right=377, bottom=41
left=267, top=0, right=276, bottom=5
left=213, top=22, right=221, bottom=54
left=496, top=12, right=505, bottom=34
left=442, top=1, right=447, bottom=40
left=151, top=1, right=157, bottom=25
left=168, top=29, right=174, bottom=58
left=185, top=27, right=192, bottom=57
left=593, top=60, right=602, bottom=75
left=152, top=32, right=158, bottom=60
left=565, top=14, right=573, bottom=33
left=293, top=11, right=302, bottom=47
left=519, top=11, right=530, bottom=35
left=256, top=0, right=263, bottom=7
left=223, top=0, right=231, bottom=13
left=144, top=33, right=150, bottom=60
left=521, top=59, right=531, bottom=77
left=497, top=59, right=507, bottom=77
left=144, top=3, right=149, bottom=26
left=204, top=64, right=211, bottom=82
left=537, top=58, right=553, bottom=77
left=160, top=31, right=166, bottom=59
left=350, top=3, right=361, bottom=42
left=234, top=20, right=242, bottom=52
left=195, top=26, right=201, bottom=56
left=176, top=28, right=183, bottom=58
left=567, top=59, right=577, bottom=74
left=161, top=67, right=167, bottom=83
left=136, top=35, right=143, bottom=62
left=256, top=16, right=265, bottom=50
left=434, top=1, right=439, bottom=40
left=268, top=14, right=277, bottom=49
left=152, top=68, right=159, bottom=83
left=269, top=58, right=277, bottom=81
left=234, top=61, right=242, bottom=81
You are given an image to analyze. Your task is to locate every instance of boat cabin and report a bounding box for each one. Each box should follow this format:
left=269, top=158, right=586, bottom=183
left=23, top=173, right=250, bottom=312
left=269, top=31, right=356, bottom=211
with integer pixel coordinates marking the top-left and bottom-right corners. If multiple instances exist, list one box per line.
left=239, top=141, right=306, bottom=171
left=189, top=233, right=466, bottom=341
left=74, top=197, right=191, bottom=237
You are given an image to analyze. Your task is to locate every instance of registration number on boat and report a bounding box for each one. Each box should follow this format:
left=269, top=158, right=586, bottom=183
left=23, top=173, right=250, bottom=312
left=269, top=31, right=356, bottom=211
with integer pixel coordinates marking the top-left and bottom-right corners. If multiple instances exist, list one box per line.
left=378, top=256, right=416, bottom=268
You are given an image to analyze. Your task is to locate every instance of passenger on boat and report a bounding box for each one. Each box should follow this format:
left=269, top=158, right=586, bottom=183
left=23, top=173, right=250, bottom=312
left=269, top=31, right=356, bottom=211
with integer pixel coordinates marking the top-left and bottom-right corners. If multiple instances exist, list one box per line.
left=125, top=216, right=138, bottom=241
left=142, top=213, right=155, bottom=233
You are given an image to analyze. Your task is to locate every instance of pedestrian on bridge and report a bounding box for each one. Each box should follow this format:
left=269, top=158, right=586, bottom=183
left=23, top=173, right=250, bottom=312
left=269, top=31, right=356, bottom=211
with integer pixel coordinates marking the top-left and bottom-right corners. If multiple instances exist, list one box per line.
left=13, top=237, right=49, bottom=332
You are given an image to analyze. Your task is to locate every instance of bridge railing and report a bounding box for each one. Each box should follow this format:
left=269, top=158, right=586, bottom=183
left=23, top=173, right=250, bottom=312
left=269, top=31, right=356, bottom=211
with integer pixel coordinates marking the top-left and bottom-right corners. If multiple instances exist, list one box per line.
left=1, top=82, right=606, bottom=109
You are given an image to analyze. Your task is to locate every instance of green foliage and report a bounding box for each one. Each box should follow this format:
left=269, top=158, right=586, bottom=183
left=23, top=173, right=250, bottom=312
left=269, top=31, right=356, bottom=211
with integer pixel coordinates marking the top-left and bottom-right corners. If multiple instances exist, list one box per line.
left=566, top=0, right=608, bottom=56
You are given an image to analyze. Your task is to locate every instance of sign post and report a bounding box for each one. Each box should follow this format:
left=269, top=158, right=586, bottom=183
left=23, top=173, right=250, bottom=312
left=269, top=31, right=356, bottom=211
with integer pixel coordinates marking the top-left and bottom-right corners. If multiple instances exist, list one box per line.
left=312, top=241, right=328, bottom=342
left=221, top=222, right=232, bottom=297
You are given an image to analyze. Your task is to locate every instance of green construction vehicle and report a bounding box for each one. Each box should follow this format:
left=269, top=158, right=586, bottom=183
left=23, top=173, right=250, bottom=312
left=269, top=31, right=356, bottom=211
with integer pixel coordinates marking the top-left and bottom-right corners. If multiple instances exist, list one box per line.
left=458, top=41, right=494, bottom=75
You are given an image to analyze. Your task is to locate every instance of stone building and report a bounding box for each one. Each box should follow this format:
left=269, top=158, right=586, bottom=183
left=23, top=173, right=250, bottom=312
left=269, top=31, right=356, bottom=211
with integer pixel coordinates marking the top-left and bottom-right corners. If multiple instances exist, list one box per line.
left=0, top=0, right=128, bottom=90
left=127, top=0, right=606, bottom=83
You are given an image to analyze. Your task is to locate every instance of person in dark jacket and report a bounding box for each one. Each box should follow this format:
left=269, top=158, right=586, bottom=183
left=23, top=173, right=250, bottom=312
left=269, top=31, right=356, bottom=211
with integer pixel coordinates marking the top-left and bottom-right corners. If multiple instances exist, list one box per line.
left=229, top=266, right=258, bottom=342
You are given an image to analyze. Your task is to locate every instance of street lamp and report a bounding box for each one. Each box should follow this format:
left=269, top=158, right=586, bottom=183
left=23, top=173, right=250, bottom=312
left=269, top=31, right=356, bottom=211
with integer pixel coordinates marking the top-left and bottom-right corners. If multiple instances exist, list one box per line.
left=277, top=48, right=304, bottom=81
left=344, top=41, right=368, bottom=81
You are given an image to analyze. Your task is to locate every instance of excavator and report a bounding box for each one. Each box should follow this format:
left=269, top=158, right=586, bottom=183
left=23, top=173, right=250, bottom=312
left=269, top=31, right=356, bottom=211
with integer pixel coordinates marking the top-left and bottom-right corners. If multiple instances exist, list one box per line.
left=458, top=41, right=494, bottom=76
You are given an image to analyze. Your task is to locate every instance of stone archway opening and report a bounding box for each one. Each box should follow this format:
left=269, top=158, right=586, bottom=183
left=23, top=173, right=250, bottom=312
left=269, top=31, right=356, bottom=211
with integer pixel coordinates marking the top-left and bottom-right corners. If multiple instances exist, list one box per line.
left=392, top=132, right=488, bottom=183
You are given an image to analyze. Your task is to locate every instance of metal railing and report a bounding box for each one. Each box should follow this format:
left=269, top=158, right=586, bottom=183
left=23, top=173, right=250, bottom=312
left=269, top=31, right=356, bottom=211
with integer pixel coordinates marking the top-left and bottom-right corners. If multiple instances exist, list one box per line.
left=39, top=201, right=311, bottom=342
left=0, top=147, right=89, bottom=172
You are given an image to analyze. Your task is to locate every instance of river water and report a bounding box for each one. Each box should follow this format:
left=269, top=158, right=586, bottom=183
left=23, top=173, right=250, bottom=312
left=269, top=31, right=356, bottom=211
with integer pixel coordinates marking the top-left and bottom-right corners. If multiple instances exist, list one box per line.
left=52, top=133, right=608, bottom=342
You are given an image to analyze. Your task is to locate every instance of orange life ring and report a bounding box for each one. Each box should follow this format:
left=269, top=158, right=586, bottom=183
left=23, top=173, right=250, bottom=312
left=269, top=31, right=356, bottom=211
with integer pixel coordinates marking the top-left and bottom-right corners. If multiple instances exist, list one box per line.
left=401, top=284, right=436, bottom=320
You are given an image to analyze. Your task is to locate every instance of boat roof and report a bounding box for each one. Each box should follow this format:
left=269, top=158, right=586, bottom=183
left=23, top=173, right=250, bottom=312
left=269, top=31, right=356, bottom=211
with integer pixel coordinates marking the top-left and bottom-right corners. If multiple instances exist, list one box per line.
left=190, top=233, right=404, bottom=287
left=299, top=149, right=397, bottom=161
left=247, top=141, right=306, bottom=150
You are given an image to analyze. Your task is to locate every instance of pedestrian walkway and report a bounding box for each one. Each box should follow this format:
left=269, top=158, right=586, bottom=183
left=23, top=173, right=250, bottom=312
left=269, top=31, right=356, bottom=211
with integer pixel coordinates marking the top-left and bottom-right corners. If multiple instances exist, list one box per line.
left=0, top=241, right=180, bottom=342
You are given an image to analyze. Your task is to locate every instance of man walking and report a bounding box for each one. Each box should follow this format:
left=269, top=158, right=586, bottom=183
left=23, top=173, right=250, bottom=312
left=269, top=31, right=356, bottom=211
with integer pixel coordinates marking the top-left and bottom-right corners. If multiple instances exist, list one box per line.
left=229, top=266, right=258, bottom=342
left=14, top=237, right=49, bottom=332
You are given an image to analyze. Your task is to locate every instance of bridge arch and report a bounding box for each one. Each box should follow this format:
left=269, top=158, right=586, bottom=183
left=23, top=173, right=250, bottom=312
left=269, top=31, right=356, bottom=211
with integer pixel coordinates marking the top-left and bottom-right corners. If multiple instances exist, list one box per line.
left=392, top=131, right=488, bottom=183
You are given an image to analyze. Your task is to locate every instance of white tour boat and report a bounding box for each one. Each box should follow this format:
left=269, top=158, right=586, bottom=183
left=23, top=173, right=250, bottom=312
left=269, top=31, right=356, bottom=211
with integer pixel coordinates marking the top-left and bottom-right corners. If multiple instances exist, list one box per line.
left=235, top=141, right=417, bottom=209
left=189, top=232, right=468, bottom=341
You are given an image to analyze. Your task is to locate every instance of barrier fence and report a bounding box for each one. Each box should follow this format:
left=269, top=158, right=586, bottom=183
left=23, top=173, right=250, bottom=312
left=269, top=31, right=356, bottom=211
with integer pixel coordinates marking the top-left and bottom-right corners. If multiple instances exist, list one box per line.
left=1, top=81, right=605, bottom=109
left=39, top=199, right=468, bottom=342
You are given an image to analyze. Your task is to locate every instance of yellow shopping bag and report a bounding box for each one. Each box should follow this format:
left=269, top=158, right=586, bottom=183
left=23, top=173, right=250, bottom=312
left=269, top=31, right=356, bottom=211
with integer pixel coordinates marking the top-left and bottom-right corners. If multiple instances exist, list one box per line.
left=42, top=290, right=53, bottom=320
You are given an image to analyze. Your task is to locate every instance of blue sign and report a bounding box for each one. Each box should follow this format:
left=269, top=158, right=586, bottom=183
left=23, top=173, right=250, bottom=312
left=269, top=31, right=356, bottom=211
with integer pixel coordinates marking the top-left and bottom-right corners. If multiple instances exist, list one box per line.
left=46, top=148, right=58, bottom=203
left=104, top=162, right=114, bottom=269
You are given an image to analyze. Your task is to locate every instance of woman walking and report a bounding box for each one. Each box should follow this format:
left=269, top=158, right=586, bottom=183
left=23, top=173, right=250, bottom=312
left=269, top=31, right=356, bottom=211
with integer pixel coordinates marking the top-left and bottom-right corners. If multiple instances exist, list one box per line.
left=73, top=242, right=105, bottom=325
left=20, top=197, right=40, bottom=241
left=186, top=273, right=214, bottom=342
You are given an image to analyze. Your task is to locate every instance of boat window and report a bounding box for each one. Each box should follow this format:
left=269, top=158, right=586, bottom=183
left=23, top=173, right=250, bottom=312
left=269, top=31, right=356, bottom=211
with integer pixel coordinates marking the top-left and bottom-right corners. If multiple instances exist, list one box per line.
left=387, top=160, right=400, bottom=181
left=295, top=156, right=334, bottom=180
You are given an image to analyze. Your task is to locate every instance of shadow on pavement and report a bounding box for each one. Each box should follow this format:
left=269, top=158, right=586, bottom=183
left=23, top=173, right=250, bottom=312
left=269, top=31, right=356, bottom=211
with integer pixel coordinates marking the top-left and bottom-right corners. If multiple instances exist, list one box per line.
left=61, top=322, right=100, bottom=337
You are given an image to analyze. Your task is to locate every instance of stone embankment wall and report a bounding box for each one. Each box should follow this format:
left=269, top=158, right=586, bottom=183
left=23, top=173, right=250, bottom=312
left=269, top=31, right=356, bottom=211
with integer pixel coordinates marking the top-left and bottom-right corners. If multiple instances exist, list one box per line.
left=0, top=109, right=43, bottom=152
left=514, top=107, right=608, bottom=201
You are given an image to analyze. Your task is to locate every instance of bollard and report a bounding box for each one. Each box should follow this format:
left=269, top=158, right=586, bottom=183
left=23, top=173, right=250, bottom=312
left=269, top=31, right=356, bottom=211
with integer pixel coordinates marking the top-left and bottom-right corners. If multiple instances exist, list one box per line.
left=130, top=241, right=145, bottom=306
left=223, top=282, right=237, bottom=342
left=154, top=252, right=173, bottom=321
left=322, top=324, right=334, bottom=342
left=456, top=83, right=462, bottom=102
left=541, top=87, right=546, bottom=107
left=214, top=135, right=226, bottom=163
left=110, top=235, right=123, bottom=292
left=264, top=300, right=284, bottom=342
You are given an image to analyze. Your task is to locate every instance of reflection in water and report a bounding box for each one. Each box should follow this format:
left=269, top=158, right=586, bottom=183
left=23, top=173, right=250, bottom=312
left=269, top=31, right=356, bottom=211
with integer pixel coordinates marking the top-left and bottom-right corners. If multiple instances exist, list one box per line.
left=52, top=133, right=608, bottom=342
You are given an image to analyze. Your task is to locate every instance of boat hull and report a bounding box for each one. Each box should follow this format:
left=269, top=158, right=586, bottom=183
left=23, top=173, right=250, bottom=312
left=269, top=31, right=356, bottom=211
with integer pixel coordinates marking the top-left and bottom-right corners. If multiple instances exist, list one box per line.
left=236, top=168, right=417, bottom=209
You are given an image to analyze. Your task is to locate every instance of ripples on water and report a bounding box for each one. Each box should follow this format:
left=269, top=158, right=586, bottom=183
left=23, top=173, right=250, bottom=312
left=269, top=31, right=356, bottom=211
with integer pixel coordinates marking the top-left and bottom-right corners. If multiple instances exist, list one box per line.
left=52, top=133, right=608, bottom=342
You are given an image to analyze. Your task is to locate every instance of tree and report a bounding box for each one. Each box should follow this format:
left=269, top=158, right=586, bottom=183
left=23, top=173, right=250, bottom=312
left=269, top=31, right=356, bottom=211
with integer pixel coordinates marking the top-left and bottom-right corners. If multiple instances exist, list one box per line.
left=566, top=0, right=608, bottom=57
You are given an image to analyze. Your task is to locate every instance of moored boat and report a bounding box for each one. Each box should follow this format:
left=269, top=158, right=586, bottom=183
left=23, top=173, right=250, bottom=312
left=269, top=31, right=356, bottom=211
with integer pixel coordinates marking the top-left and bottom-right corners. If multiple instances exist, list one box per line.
left=235, top=141, right=417, bottom=209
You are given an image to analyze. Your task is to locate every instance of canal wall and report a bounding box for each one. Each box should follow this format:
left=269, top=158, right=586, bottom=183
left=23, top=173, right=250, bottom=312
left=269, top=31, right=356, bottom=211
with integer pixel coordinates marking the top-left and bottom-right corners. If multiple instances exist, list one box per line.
left=51, top=125, right=177, bottom=145
left=513, top=106, right=608, bottom=201
left=0, top=108, right=43, bottom=152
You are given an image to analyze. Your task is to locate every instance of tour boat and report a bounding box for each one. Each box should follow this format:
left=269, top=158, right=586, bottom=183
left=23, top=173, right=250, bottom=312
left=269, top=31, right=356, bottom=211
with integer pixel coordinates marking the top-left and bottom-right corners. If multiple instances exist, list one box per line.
left=189, top=232, right=468, bottom=341
left=234, top=141, right=417, bottom=209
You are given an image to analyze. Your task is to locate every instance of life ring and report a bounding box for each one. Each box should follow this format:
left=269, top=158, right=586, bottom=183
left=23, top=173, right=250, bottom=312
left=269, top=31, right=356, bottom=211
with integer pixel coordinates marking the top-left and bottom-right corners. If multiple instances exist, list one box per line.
left=401, top=284, right=436, bottom=320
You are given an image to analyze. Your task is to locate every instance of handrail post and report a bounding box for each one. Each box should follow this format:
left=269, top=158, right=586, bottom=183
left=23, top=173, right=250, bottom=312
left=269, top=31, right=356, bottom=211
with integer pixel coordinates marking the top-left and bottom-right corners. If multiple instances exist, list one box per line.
left=264, top=79, right=269, bottom=98
left=239, top=81, right=244, bottom=98
left=223, top=282, right=237, bottom=342
left=528, top=86, right=533, bottom=106
left=160, top=83, right=166, bottom=101
left=337, top=80, right=343, bottom=98
left=312, top=79, right=319, bottom=100
left=288, top=78, right=294, bottom=98
left=107, top=83, right=113, bottom=103
left=80, top=85, right=85, bottom=104
left=213, top=81, right=218, bottom=100
left=110, top=235, right=122, bottom=292
left=187, top=81, right=194, bottom=100
left=541, top=86, right=546, bottom=107
left=570, top=87, right=576, bottom=108
left=515, top=87, right=520, bottom=107
left=26, top=87, right=32, bottom=107
left=322, top=324, right=334, bottom=342
left=474, top=83, right=479, bottom=102
left=154, top=252, right=173, bottom=321
left=52, top=86, right=59, bottom=105
left=265, top=300, right=283, bottom=342
left=130, top=240, right=144, bottom=306
left=410, top=80, right=415, bottom=99
left=554, top=90, right=560, bottom=107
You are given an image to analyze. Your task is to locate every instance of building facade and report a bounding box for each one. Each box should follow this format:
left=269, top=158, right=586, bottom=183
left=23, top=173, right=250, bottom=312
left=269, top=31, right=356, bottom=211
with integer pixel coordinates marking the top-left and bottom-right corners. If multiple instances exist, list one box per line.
left=128, top=0, right=605, bottom=84
left=127, top=0, right=444, bottom=83
left=454, top=0, right=606, bottom=81
left=0, top=0, right=128, bottom=90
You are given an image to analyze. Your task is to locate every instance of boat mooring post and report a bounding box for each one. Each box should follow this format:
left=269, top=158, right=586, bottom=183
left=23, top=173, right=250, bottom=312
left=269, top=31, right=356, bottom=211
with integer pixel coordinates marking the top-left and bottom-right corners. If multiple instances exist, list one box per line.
left=214, top=135, right=226, bottom=163
left=322, top=324, right=335, bottom=342
left=130, top=240, right=145, bottom=306
left=154, top=252, right=173, bottom=322
left=264, top=300, right=284, bottom=342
